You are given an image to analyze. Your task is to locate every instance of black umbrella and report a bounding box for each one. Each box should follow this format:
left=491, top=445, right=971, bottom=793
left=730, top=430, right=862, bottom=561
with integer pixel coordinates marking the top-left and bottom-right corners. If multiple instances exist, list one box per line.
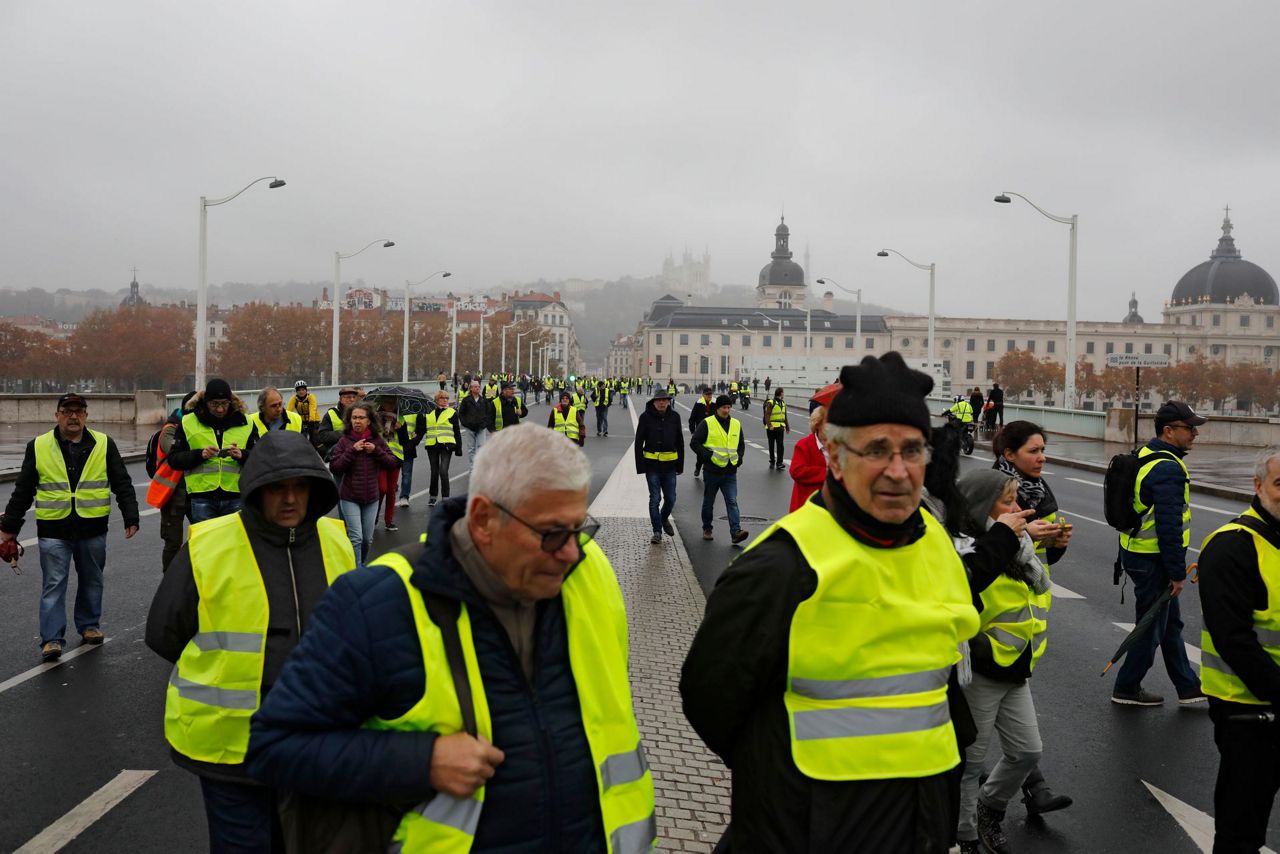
left=362, top=385, right=435, bottom=417
left=1100, top=585, right=1174, bottom=676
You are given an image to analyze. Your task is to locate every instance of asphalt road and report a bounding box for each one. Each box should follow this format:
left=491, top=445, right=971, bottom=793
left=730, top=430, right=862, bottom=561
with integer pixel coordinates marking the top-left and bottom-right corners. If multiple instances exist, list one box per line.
left=0, top=395, right=1271, bottom=852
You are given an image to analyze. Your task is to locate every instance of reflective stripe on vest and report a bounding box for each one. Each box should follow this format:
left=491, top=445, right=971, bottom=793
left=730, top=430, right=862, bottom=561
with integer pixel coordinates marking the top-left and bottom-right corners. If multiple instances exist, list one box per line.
left=553, top=408, right=581, bottom=441
left=34, top=429, right=111, bottom=520
left=1119, top=447, right=1191, bottom=553
left=164, top=514, right=354, bottom=764
left=702, top=418, right=741, bottom=467
left=977, top=576, right=1052, bottom=671
left=249, top=410, right=302, bottom=438
left=367, top=546, right=656, bottom=852
left=426, top=408, right=457, bottom=446
left=768, top=400, right=787, bottom=427
left=1201, top=508, right=1280, bottom=704
left=181, top=413, right=253, bottom=495
left=745, top=501, right=979, bottom=781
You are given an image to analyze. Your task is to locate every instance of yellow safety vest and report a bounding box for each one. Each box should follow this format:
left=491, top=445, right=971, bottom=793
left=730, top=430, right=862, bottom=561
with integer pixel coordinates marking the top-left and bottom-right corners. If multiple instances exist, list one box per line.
left=1201, top=508, right=1280, bottom=705
left=366, top=550, right=656, bottom=853
left=729, top=382, right=738, bottom=393
left=426, top=408, right=457, bottom=446
left=1119, top=447, right=1191, bottom=553
left=553, top=408, right=581, bottom=441
left=326, top=408, right=344, bottom=431
left=484, top=383, right=499, bottom=399
left=386, top=419, right=406, bottom=462
left=948, top=401, right=974, bottom=424
left=571, top=392, right=586, bottom=413
left=767, top=400, right=787, bottom=428
left=666, top=383, right=677, bottom=396
left=34, top=429, right=111, bottom=521
left=746, top=501, right=978, bottom=780
left=248, top=410, right=302, bottom=438
left=702, top=418, right=741, bottom=468
left=492, top=397, right=522, bottom=431
left=976, top=572, right=1051, bottom=671
left=181, top=413, right=253, bottom=495
left=597, top=387, right=612, bottom=407
left=164, top=513, right=354, bottom=764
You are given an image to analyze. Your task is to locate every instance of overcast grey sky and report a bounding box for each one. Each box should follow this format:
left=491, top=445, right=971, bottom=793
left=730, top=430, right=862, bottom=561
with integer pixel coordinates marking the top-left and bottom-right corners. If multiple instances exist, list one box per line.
left=4, top=1, right=1280, bottom=323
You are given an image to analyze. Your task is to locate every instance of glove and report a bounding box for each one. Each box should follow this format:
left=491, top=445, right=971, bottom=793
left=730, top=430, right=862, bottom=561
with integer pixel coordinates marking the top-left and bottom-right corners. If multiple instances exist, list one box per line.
left=0, top=539, right=24, bottom=575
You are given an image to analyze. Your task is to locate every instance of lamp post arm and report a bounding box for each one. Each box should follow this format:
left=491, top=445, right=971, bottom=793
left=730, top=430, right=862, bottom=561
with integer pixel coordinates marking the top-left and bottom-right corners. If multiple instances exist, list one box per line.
left=408, top=270, right=450, bottom=288
left=338, top=238, right=394, bottom=261
left=878, top=248, right=932, bottom=273
left=203, top=176, right=283, bottom=208
left=998, top=191, right=1073, bottom=225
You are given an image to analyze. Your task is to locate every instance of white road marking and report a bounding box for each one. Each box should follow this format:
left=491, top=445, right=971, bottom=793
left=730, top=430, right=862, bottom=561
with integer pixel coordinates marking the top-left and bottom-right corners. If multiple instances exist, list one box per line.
left=408, top=467, right=472, bottom=501
left=1065, top=477, right=1237, bottom=518
left=1051, top=583, right=1085, bottom=599
left=1060, top=509, right=1110, bottom=528
left=15, top=769, right=157, bottom=853
left=0, top=638, right=112, bottom=695
left=1141, top=780, right=1272, bottom=854
left=1065, top=476, right=1100, bottom=487
left=1113, top=622, right=1200, bottom=665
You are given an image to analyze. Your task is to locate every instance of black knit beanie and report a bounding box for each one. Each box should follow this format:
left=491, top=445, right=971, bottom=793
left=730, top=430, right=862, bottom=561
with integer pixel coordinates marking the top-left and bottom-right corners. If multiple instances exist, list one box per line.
left=204, top=378, right=232, bottom=401
left=826, top=352, right=933, bottom=435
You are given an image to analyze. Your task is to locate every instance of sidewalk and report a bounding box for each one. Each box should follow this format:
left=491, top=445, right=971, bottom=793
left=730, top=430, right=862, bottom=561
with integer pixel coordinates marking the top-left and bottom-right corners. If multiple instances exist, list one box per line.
left=592, top=407, right=730, bottom=852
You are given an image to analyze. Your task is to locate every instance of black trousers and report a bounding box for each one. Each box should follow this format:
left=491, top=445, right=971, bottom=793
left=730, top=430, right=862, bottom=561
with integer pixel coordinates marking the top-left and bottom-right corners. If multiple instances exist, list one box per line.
left=766, top=428, right=785, bottom=466
left=1211, top=699, right=1280, bottom=853
left=427, top=444, right=455, bottom=498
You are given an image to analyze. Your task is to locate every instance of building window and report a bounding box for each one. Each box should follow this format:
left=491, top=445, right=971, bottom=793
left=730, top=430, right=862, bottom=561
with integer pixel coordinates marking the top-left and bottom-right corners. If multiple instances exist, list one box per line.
left=1144, top=343, right=1153, bottom=354
left=783, top=335, right=793, bottom=348
left=1164, top=344, right=1172, bottom=355
left=721, top=334, right=730, bottom=346
left=655, top=355, right=662, bottom=373
left=965, top=361, right=975, bottom=379
left=679, top=355, right=689, bottom=374
left=699, top=355, right=709, bottom=375
left=1086, top=341, right=1095, bottom=354
left=1007, top=340, right=1015, bottom=352
left=1047, top=340, right=1055, bottom=353
left=824, top=336, right=834, bottom=349
left=901, top=338, right=911, bottom=347
left=986, top=361, right=995, bottom=379
left=742, top=335, right=751, bottom=346
left=1027, top=340, right=1036, bottom=353
left=679, top=334, right=689, bottom=345
left=655, top=334, right=663, bottom=345
left=943, top=360, right=952, bottom=374
left=1269, top=316, right=1275, bottom=329
left=700, top=334, right=710, bottom=345
left=966, top=338, right=976, bottom=351
left=763, top=335, right=772, bottom=347
left=845, top=337, right=854, bottom=349
left=866, top=337, right=875, bottom=350
left=720, top=355, right=729, bottom=374
left=1124, top=343, right=1133, bottom=354
left=1241, top=315, right=1251, bottom=327
left=1105, top=342, right=1114, bottom=354
left=987, top=339, right=995, bottom=352
left=1212, top=314, right=1221, bottom=326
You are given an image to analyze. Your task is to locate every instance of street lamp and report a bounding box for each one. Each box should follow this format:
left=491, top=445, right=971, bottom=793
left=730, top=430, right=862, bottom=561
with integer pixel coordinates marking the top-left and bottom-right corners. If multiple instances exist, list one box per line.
left=816, top=278, right=862, bottom=362
left=403, top=270, right=450, bottom=383
left=196, top=176, right=285, bottom=388
left=500, top=320, right=518, bottom=375
left=995, top=191, right=1079, bottom=408
left=332, top=238, right=395, bottom=386
left=516, top=328, right=539, bottom=379
left=876, top=250, right=935, bottom=372
left=478, top=310, right=499, bottom=377
left=754, top=311, right=784, bottom=366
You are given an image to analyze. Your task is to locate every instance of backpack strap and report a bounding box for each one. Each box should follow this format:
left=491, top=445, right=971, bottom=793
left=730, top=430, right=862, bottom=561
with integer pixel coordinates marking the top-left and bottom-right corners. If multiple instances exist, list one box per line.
left=1234, top=514, right=1280, bottom=553
left=423, top=594, right=478, bottom=738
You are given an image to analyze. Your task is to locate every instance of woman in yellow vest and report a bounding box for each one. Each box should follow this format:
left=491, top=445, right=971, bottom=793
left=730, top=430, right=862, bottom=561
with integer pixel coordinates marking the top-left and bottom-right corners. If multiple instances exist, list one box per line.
left=548, top=390, right=585, bottom=447
left=146, top=430, right=355, bottom=853
left=425, top=390, right=462, bottom=507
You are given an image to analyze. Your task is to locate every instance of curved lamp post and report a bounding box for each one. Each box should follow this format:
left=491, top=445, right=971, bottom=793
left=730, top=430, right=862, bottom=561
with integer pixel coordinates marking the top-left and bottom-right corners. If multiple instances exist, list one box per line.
left=478, top=310, right=499, bottom=377
left=516, top=327, right=539, bottom=379
left=876, top=250, right=935, bottom=371
left=403, top=270, right=450, bottom=382
left=995, top=192, right=1078, bottom=407
left=332, top=238, right=395, bottom=386
left=196, top=176, right=285, bottom=388
left=500, top=321, right=518, bottom=375
left=816, top=277, right=862, bottom=361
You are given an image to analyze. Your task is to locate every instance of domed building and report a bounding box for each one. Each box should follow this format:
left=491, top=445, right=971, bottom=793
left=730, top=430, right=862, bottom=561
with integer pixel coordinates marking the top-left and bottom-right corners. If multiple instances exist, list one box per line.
left=1169, top=211, right=1278, bottom=308
left=756, top=217, right=806, bottom=309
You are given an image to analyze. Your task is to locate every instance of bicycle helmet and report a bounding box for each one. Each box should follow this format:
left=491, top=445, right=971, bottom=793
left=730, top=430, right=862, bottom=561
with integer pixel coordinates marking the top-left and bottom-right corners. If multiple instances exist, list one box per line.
left=294, top=380, right=308, bottom=390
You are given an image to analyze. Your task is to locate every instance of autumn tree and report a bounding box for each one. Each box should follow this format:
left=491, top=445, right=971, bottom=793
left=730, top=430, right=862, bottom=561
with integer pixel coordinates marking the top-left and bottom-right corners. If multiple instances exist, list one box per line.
left=1228, top=363, right=1279, bottom=414
left=216, top=303, right=331, bottom=384
left=0, top=321, right=72, bottom=391
left=993, top=349, right=1040, bottom=399
left=71, top=305, right=194, bottom=391
left=1031, top=357, right=1064, bottom=399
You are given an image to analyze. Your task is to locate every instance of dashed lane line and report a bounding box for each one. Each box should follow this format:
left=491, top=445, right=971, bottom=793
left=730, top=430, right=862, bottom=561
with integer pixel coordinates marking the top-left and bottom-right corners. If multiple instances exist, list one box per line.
left=1063, top=507, right=1201, bottom=553
left=0, top=638, right=113, bottom=695
left=674, top=401, right=792, bottom=466
left=15, top=769, right=157, bottom=853
left=1064, top=477, right=1238, bottom=517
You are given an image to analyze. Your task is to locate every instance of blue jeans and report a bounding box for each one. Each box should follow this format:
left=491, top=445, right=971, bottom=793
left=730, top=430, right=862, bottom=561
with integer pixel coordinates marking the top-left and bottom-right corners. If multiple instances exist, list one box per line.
left=198, top=776, right=283, bottom=853
left=1114, top=553, right=1200, bottom=695
left=596, top=406, right=610, bottom=435
left=399, top=456, right=415, bottom=499
left=339, top=499, right=379, bottom=567
left=645, top=472, right=677, bottom=534
left=189, top=495, right=241, bottom=523
left=38, top=534, right=106, bottom=645
left=701, top=469, right=741, bottom=535
left=465, top=428, right=486, bottom=466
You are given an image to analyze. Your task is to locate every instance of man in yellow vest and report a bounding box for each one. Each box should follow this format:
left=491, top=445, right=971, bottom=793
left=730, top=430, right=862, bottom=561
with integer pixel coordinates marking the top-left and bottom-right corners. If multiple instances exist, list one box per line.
left=1200, top=447, right=1280, bottom=852
left=487, top=383, right=528, bottom=434
left=548, top=389, right=586, bottom=447
left=147, top=430, right=354, bottom=852
left=248, top=386, right=302, bottom=439
left=682, top=353, right=981, bottom=850
left=316, top=386, right=359, bottom=461
left=1112, top=400, right=1207, bottom=706
left=166, top=378, right=257, bottom=523
left=690, top=394, right=749, bottom=544
left=635, top=387, right=684, bottom=545
left=247, top=424, right=656, bottom=852
left=762, top=386, right=790, bottom=471
left=1, top=392, right=140, bottom=662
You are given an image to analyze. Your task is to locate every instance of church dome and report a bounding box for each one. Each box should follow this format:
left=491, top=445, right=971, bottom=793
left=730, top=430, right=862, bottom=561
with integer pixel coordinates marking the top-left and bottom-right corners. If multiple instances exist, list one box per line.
left=757, top=216, right=806, bottom=288
left=1121, top=292, right=1143, bottom=324
left=1171, top=212, right=1278, bottom=306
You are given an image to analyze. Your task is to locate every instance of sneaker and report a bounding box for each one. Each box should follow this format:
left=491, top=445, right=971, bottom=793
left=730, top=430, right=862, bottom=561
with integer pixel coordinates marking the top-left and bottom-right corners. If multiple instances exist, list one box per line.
left=1111, top=688, right=1164, bottom=706
left=975, top=801, right=1012, bottom=854
left=693, top=470, right=701, bottom=479
left=1023, top=784, right=1073, bottom=815
left=702, top=529, right=714, bottom=541
left=662, top=520, right=675, bottom=536
left=1177, top=687, right=1208, bottom=705
left=80, top=628, right=104, bottom=645
left=603, top=432, right=608, bottom=437
left=428, top=497, right=437, bottom=507
left=396, top=497, right=410, bottom=508
left=41, top=641, right=62, bottom=662
left=650, top=532, right=662, bottom=545
left=385, top=523, right=399, bottom=532
left=732, top=529, right=750, bottom=545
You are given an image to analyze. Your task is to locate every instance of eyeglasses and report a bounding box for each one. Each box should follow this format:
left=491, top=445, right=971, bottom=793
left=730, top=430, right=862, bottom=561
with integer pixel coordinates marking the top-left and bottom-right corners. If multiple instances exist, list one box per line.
left=835, top=440, right=931, bottom=466
left=58, top=408, right=86, bottom=416
left=1167, top=423, right=1198, bottom=432
left=492, top=501, right=600, bottom=553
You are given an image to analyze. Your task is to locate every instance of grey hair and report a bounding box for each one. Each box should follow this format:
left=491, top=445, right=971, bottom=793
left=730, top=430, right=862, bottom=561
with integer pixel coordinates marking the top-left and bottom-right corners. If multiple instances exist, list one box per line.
left=823, top=422, right=854, bottom=467
left=1256, top=447, right=1280, bottom=481
left=257, top=386, right=281, bottom=409
left=470, top=423, right=591, bottom=509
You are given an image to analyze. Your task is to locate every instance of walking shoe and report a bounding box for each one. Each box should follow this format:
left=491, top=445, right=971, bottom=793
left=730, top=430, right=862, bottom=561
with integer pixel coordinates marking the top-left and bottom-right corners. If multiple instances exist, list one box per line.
left=603, top=432, right=608, bottom=437
left=1177, top=687, right=1208, bottom=705
left=702, top=529, right=714, bottom=541
left=41, top=641, right=62, bottom=662
left=1023, top=783, right=1073, bottom=815
left=397, top=497, right=410, bottom=508
left=975, top=801, right=1012, bottom=854
left=1111, top=688, right=1164, bottom=706
left=81, top=628, right=104, bottom=645
left=428, top=497, right=437, bottom=507
left=732, top=529, right=750, bottom=545
left=662, top=520, right=675, bottom=536
left=385, top=523, right=399, bottom=532
left=650, top=532, right=662, bottom=545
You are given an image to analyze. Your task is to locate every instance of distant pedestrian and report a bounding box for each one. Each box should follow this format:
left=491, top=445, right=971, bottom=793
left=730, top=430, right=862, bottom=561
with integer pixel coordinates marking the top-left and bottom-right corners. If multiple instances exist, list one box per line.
left=969, top=387, right=985, bottom=421
left=688, top=386, right=716, bottom=478
left=423, top=389, right=462, bottom=506
left=329, top=403, right=399, bottom=565
left=764, top=376, right=772, bottom=392
left=488, top=383, right=528, bottom=434
left=457, top=380, right=488, bottom=465
left=592, top=381, right=612, bottom=437
left=149, top=391, right=197, bottom=571
left=548, top=390, right=586, bottom=447
left=763, top=387, right=790, bottom=470
left=636, top=388, right=684, bottom=545
left=987, top=382, right=1005, bottom=426
left=690, top=395, right=748, bottom=544
left=787, top=405, right=827, bottom=511
left=752, top=378, right=759, bottom=395
left=287, top=381, right=320, bottom=437
left=1, top=392, right=139, bottom=662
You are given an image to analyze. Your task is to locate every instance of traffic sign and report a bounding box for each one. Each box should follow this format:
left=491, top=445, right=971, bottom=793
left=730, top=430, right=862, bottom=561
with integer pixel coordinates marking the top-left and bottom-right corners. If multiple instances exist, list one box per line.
left=1106, top=353, right=1169, bottom=368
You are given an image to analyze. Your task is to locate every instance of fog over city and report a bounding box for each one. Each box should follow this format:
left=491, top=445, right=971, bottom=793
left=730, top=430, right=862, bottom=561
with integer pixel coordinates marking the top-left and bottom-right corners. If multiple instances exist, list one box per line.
left=4, top=1, right=1280, bottom=322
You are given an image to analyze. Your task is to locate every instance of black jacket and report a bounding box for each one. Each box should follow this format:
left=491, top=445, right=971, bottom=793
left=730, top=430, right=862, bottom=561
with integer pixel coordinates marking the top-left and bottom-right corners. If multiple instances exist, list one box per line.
left=166, top=392, right=258, bottom=500
left=688, top=398, right=714, bottom=437
left=690, top=415, right=746, bottom=474
left=634, top=400, right=685, bottom=474
left=146, top=430, right=345, bottom=783
left=487, top=395, right=528, bottom=431
left=1, top=426, right=139, bottom=541
left=682, top=481, right=972, bottom=852
left=457, top=393, right=488, bottom=432
left=315, top=406, right=345, bottom=458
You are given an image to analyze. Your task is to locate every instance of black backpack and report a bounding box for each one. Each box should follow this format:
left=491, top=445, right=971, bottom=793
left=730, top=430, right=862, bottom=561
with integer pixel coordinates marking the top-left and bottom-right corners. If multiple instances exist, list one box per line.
left=145, top=427, right=164, bottom=478
left=1103, top=449, right=1177, bottom=533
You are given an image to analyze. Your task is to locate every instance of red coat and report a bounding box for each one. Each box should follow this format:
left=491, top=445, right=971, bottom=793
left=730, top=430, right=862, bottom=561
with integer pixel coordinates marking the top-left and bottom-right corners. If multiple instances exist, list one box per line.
left=788, top=432, right=828, bottom=512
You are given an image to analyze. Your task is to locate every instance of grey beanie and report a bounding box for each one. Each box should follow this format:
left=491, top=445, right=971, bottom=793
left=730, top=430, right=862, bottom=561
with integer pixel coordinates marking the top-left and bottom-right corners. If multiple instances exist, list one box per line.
left=955, top=469, right=1017, bottom=534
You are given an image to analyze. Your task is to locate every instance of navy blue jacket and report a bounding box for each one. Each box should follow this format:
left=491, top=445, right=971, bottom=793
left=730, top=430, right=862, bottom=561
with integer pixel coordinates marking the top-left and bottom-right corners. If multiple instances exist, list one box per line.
left=247, top=497, right=605, bottom=851
left=1128, top=438, right=1191, bottom=581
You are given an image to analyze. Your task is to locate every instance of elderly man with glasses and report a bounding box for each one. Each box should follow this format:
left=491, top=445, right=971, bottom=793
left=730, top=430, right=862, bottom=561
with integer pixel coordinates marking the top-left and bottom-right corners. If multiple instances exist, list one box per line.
left=682, top=353, right=980, bottom=852
left=248, top=423, right=655, bottom=853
